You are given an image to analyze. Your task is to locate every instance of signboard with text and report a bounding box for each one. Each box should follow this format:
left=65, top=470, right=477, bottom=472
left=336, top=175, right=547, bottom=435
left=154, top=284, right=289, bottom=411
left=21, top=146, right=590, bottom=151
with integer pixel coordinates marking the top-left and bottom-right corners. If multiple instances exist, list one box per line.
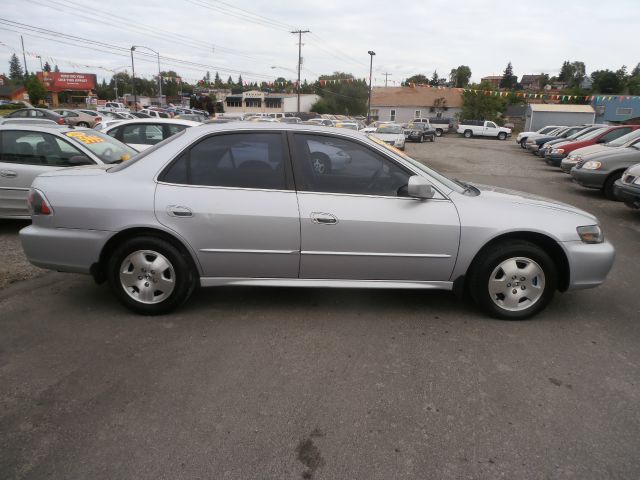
left=36, top=72, right=97, bottom=92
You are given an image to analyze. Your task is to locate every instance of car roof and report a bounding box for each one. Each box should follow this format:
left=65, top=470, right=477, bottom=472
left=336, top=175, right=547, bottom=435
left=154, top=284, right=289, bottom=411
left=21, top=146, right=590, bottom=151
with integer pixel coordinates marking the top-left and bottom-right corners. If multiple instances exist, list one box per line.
left=103, top=118, right=202, bottom=128
left=0, top=124, right=87, bottom=133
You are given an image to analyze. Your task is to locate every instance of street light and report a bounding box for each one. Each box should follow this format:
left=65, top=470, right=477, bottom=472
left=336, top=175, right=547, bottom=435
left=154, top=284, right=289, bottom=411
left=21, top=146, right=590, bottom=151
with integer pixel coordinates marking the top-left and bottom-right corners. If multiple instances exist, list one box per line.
left=36, top=55, right=43, bottom=72
left=131, top=45, right=163, bottom=107
left=367, top=50, right=376, bottom=124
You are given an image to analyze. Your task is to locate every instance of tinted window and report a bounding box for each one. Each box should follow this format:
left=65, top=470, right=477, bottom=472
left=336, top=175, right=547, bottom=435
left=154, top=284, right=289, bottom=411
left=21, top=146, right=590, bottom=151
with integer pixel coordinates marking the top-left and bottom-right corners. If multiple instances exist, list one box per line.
left=0, top=130, right=86, bottom=166
left=600, top=128, right=632, bottom=143
left=166, top=124, right=188, bottom=137
left=292, top=134, right=411, bottom=196
left=122, top=124, right=164, bottom=145
left=162, top=133, right=286, bottom=190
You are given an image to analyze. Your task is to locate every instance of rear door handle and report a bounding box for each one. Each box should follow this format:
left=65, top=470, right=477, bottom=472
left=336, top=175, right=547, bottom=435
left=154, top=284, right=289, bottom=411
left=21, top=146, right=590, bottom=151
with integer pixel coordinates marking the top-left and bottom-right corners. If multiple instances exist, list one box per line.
left=0, top=170, right=17, bottom=178
left=311, top=212, right=338, bottom=225
left=166, top=205, right=193, bottom=218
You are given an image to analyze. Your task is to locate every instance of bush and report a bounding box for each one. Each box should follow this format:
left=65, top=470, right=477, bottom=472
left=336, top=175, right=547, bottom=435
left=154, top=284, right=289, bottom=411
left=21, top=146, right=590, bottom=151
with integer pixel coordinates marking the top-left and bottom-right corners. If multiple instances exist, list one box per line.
left=0, top=103, right=24, bottom=110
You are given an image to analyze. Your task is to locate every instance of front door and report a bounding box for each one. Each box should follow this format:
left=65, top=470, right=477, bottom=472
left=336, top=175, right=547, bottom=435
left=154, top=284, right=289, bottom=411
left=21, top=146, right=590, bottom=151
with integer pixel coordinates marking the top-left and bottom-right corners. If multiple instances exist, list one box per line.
left=484, top=121, right=498, bottom=137
left=289, top=133, right=460, bottom=281
left=155, top=131, right=300, bottom=278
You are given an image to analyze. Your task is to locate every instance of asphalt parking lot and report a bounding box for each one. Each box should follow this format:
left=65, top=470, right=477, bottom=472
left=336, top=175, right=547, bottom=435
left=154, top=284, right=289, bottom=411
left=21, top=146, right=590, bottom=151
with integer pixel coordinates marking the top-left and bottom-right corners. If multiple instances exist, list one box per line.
left=1, top=135, right=639, bottom=480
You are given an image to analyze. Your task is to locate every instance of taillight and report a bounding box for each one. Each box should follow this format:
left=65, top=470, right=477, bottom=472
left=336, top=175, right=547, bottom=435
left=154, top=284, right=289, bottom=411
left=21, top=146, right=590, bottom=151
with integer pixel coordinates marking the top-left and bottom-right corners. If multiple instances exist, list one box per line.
left=95, top=117, right=102, bottom=122
left=57, top=118, right=65, bottom=125
left=27, top=188, right=53, bottom=215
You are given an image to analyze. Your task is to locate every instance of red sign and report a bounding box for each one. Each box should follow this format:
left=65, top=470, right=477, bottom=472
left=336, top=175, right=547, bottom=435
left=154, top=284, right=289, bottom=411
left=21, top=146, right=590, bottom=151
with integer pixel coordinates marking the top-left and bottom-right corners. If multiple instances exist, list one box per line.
left=36, top=72, right=97, bottom=92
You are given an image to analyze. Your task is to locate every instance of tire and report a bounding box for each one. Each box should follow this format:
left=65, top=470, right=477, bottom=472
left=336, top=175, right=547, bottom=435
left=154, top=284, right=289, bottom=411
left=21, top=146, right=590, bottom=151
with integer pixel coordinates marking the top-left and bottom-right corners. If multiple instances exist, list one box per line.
left=602, top=170, right=624, bottom=200
left=469, top=240, right=557, bottom=320
left=418, top=135, right=424, bottom=143
left=310, top=153, right=331, bottom=175
left=520, top=138, right=528, bottom=148
left=498, top=132, right=507, bottom=140
left=429, top=136, right=435, bottom=142
left=464, top=130, right=473, bottom=138
left=107, top=236, right=196, bottom=315
left=435, top=129, right=443, bottom=137
left=77, top=122, right=90, bottom=127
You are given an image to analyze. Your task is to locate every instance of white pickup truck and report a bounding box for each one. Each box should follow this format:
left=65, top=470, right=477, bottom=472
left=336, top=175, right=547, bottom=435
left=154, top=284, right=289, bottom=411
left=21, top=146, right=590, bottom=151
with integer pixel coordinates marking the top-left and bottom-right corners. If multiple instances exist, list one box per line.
left=457, top=120, right=511, bottom=140
left=98, top=102, right=130, bottom=114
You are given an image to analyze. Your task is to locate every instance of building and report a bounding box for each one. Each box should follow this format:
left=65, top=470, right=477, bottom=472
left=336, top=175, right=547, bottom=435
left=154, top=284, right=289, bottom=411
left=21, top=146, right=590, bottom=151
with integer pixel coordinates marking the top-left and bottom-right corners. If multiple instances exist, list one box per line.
left=520, top=75, right=544, bottom=91
left=223, top=90, right=319, bottom=115
left=592, top=97, right=640, bottom=125
left=504, top=104, right=527, bottom=131
left=0, top=74, right=27, bottom=102
left=369, top=87, right=463, bottom=123
left=36, top=71, right=97, bottom=107
left=524, top=104, right=596, bottom=131
left=480, top=76, right=503, bottom=88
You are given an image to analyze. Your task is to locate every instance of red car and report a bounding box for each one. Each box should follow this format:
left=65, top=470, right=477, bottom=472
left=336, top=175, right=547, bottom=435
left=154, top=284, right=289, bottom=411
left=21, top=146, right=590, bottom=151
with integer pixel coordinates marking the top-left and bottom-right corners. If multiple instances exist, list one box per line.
left=545, top=125, right=640, bottom=166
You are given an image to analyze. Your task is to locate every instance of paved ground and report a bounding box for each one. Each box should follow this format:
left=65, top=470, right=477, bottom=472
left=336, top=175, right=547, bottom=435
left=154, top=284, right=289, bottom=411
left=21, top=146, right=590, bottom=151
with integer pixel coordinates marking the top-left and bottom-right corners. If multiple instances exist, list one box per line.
left=1, top=136, right=639, bottom=480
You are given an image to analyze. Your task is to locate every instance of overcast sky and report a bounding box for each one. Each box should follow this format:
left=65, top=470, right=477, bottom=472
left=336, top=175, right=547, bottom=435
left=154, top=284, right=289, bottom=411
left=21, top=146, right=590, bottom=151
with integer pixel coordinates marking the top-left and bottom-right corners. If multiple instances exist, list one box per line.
left=1, top=0, right=638, bottom=86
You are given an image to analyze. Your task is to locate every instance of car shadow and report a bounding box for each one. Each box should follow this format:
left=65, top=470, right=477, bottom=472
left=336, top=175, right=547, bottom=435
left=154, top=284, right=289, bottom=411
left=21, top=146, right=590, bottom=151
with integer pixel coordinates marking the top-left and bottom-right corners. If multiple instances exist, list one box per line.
left=0, top=219, right=30, bottom=234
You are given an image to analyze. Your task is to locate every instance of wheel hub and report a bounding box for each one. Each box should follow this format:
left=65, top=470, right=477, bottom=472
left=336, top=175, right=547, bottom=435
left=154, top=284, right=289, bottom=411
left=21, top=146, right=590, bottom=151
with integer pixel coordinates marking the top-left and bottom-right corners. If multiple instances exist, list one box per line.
left=488, top=257, right=545, bottom=312
left=119, top=250, right=175, bottom=304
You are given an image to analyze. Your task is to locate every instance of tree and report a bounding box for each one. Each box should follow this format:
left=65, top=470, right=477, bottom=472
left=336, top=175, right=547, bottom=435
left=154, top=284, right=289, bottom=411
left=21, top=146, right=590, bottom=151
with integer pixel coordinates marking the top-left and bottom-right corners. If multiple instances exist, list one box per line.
left=432, top=97, right=448, bottom=117
left=214, top=71, right=222, bottom=87
left=9, top=53, right=23, bottom=81
left=499, top=62, right=517, bottom=89
left=237, top=74, right=243, bottom=87
left=460, top=81, right=508, bottom=122
left=591, top=69, right=624, bottom=93
left=449, top=65, right=472, bottom=88
left=311, top=72, right=368, bottom=116
left=43, top=61, right=51, bottom=72
left=558, top=60, right=586, bottom=88
left=632, top=63, right=640, bottom=77
left=25, top=74, right=47, bottom=105
left=226, top=75, right=233, bottom=87
left=54, top=64, right=60, bottom=72
left=429, top=70, right=446, bottom=87
left=405, top=74, right=429, bottom=85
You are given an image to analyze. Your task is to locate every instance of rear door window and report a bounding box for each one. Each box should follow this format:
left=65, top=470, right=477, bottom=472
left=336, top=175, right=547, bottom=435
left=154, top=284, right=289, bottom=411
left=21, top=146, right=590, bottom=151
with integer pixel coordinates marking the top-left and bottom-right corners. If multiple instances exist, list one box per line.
left=0, top=131, right=86, bottom=166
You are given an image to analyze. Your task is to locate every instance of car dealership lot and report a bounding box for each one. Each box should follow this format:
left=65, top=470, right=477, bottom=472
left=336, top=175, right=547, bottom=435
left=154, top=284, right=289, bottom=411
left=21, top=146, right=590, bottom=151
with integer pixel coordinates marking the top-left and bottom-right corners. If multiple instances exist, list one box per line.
left=1, top=136, right=639, bottom=479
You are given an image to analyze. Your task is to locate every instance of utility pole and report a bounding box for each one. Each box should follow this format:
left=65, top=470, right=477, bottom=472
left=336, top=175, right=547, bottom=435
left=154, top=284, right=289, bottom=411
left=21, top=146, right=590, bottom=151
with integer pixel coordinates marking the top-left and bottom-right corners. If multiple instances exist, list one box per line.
left=20, top=35, right=28, bottom=76
left=383, top=72, right=392, bottom=87
left=367, top=51, right=376, bottom=123
left=130, top=47, right=137, bottom=111
left=291, top=29, right=310, bottom=114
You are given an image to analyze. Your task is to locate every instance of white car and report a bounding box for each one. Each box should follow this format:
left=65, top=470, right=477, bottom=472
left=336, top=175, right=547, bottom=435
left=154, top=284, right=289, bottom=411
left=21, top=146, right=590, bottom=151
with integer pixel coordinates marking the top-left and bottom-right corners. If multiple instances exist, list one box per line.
left=93, top=119, right=125, bottom=131
left=138, top=109, right=170, bottom=119
left=457, top=120, right=511, bottom=140
left=516, top=125, right=562, bottom=148
left=369, top=124, right=406, bottom=150
left=103, top=119, right=202, bottom=152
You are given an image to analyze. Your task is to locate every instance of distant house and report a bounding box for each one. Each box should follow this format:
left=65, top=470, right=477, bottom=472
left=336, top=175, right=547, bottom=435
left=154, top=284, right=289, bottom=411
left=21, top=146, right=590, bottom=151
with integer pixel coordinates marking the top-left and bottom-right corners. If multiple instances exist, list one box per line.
left=369, top=87, right=462, bottom=123
left=520, top=75, right=544, bottom=91
left=0, top=74, right=27, bottom=102
left=480, top=76, right=503, bottom=88
left=524, top=104, right=595, bottom=131
left=504, top=104, right=527, bottom=131
left=592, top=97, right=640, bottom=124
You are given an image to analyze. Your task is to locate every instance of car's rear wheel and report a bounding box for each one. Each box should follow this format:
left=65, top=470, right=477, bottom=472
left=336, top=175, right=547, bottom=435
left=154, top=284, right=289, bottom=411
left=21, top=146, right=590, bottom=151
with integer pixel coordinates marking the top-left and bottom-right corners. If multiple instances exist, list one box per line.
left=107, top=236, right=196, bottom=315
left=602, top=170, right=624, bottom=201
left=418, top=135, right=424, bottom=143
left=498, top=132, right=507, bottom=140
left=464, top=130, right=472, bottom=138
left=435, top=129, right=443, bottom=137
left=310, top=153, right=331, bottom=175
left=469, top=241, right=557, bottom=320
left=77, top=121, right=90, bottom=127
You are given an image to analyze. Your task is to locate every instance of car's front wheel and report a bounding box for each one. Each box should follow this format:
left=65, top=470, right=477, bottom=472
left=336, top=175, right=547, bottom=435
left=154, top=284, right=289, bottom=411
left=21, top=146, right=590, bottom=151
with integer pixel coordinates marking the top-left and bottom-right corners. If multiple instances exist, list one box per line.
left=520, top=138, right=528, bottom=148
left=435, top=129, right=443, bottom=137
left=107, top=236, right=196, bottom=315
left=498, top=132, right=507, bottom=140
left=469, top=241, right=557, bottom=320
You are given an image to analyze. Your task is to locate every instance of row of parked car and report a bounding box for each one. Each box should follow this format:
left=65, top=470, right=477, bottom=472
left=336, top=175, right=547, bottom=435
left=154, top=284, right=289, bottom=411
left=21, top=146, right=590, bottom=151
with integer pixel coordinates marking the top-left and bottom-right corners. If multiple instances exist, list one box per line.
left=516, top=124, right=640, bottom=209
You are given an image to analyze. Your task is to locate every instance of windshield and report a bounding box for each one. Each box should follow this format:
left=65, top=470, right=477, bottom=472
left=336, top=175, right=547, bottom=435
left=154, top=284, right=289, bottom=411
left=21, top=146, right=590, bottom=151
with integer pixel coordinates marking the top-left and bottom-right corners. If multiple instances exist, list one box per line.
left=407, top=123, right=425, bottom=130
left=64, top=130, right=138, bottom=164
left=377, top=124, right=403, bottom=134
left=574, top=127, right=607, bottom=141
left=539, top=126, right=557, bottom=134
left=610, top=129, right=640, bottom=146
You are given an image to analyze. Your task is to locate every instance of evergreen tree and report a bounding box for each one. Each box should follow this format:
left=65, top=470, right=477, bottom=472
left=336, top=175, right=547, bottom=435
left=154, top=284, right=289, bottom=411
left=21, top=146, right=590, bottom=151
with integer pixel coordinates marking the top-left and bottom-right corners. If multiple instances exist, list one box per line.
left=214, top=71, right=222, bottom=87
left=205, top=71, right=211, bottom=83
left=499, top=62, right=517, bottom=89
left=429, top=71, right=440, bottom=87
left=54, top=64, right=60, bottom=72
left=9, top=53, right=23, bottom=81
left=226, top=75, right=233, bottom=87
left=43, top=61, right=51, bottom=72
left=237, top=74, right=243, bottom=87
left=632, top=63, right=640, bottom=77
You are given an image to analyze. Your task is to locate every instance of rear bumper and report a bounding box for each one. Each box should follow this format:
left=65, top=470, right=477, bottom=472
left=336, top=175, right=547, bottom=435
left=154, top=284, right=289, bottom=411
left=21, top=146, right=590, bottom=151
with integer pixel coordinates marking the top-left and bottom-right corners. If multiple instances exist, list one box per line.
left=20, top=225, right=113, bottom=274
left=613, top=180, right=640, bottom=208
left=563, top=240, right=615, bottom=291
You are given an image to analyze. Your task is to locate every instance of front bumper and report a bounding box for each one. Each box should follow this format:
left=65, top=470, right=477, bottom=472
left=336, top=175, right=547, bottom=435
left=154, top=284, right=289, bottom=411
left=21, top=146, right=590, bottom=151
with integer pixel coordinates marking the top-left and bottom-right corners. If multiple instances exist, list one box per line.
left=545, top=153, right=566, bottom=167
left=526, top=144, right=539, bottom=152
left=20, top=224, right=113, bottom=274
left=613, top=179, right=640, bottom=208
left=571, top=168, right=609, bottom=189
left=563, top=240, right=615, bottom=291
left=560, top=159, right=578, bottom=174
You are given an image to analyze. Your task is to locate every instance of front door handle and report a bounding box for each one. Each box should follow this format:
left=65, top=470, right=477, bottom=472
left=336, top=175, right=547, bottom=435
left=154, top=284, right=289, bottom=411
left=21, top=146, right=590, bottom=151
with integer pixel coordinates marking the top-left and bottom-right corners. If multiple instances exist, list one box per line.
left=311, top=212, right=338, bottom=225
left=0, top=170, right=17, bottom=178
left=166, top=205, right=193, bottom=218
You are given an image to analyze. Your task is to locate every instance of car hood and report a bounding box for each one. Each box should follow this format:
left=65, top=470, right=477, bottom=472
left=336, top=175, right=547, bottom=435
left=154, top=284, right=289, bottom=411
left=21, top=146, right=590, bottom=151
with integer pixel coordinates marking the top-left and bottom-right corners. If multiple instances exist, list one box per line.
left=586, top=146, right=640, bottom=163
left=371, top=132, right=403, bottom=140
left=471, top=183, right=597, bottom=220
left=37, top=164, right=112, bottom=177
left=569, top=144, right=612, bottom=158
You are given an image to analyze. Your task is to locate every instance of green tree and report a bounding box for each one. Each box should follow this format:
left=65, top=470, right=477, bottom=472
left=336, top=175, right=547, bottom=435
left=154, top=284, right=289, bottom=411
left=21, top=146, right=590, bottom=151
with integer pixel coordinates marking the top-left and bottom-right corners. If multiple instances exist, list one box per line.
left=214, top=71, right=222, bottom=87
left=53, top=64, right=60, bottom=72
left=25, top=74, right=47, bottom=105
left=226, top=75, right=233, bottom=87
left=43, top=61, right=51, bottom=72
left=631, top=63, right=640, bottom=77
left=558, top=61, right=586, bottom=88
left=312, top=72, right=368, bottom=116
left=449, top=65, right=472, bottom=88
left=460, top=81, right=508, bottom=122
left=499, top=62, right=517, bottom=89
left=591, top=69, right=624, bottom=93
left=237, top=74, right=243, bottom=88
left=429, top=70, right=446, bottom=87
left=405, top=74, right=429, bottom=85
left=9, top=53, right=23, bottom=81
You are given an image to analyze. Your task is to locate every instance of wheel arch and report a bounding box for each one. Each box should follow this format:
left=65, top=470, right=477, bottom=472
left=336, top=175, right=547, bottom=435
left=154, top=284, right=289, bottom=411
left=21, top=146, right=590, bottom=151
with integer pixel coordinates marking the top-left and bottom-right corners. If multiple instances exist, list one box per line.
left=462, top=231, right=570, bottom=293
left=91, top=226, right=202, bottom=284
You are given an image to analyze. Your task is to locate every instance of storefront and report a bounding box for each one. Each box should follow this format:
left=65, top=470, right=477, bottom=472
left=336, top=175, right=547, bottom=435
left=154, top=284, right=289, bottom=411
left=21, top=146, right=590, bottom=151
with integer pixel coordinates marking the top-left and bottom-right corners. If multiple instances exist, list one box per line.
left=36, top=72, right=97, bottom=107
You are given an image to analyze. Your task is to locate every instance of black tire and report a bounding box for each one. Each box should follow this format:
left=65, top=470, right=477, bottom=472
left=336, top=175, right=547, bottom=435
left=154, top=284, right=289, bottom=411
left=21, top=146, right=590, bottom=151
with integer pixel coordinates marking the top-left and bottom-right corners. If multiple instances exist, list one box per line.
left=464, top=130, right=473, bottom=138
left=435, top=129, right=443, bottom=137
left=310, top=153, right=331, bottom=174
left=418, top=135, right=424, bottom=143
left=520, top=138, right=528, bottom=148
left=468, top=240, right=557, bottom=320
left=77, top=121, right=90, bottom=127
left=498, top=132, right=507, bottom=140
left=107, top=236, right=196, bottom=315
left=602, top=170, right=624, bottom=201
left=429, top=135, right=435, bottom=142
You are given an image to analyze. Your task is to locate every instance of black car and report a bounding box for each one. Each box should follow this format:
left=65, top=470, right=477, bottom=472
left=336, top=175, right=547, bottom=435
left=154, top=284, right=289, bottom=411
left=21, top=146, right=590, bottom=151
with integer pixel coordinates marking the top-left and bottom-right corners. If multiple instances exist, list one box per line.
left=6, top=108, right=66, bottom=125
left=404, top=123, right=436, bottom=143
left=130, top=111, right=151, bottom=118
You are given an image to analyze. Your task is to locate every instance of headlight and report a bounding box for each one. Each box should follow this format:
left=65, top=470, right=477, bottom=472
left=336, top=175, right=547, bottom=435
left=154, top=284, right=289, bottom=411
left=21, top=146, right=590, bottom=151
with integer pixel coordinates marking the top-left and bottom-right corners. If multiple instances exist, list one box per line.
left=582, top=161, right=602, bottom=170
left=552, top=148, right=564, bottom=155
left=635, top=177, right=640, bottom=186
left=577, top=225, right=604, bottom=244
left=568, top=156, right=581, bottom=164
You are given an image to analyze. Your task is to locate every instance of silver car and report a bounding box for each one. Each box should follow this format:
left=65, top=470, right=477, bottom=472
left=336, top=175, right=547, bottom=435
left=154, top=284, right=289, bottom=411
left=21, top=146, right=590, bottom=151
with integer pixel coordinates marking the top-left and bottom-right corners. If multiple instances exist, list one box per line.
left=20, top=124, right=615, bottom=319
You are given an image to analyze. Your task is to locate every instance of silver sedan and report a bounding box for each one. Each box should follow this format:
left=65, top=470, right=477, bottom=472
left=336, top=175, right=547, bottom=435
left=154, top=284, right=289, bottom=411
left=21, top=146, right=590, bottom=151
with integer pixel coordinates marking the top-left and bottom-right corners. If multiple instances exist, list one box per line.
left=20, top=123, right=615, bottom=319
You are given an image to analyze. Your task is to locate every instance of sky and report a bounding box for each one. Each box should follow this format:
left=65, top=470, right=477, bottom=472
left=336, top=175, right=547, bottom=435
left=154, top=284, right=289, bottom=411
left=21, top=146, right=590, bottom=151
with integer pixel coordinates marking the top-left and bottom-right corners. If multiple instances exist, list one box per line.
left=1, top=0, right=639, bottom=87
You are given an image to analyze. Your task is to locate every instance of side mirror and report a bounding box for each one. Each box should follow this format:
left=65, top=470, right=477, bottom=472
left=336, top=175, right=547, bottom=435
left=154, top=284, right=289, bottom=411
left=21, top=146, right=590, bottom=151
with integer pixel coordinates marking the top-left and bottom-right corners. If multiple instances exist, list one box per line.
left=68, top=155, right=93, bottom=166
left=407, top=175, right=435, bottom=199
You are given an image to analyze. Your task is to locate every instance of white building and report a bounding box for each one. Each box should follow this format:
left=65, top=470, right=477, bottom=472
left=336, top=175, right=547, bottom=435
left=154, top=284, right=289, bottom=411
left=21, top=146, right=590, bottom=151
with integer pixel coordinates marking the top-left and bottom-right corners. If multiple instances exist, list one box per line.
left=370, top=87, right=463, bottom=123
left=224, top=90, right=319, bottom=115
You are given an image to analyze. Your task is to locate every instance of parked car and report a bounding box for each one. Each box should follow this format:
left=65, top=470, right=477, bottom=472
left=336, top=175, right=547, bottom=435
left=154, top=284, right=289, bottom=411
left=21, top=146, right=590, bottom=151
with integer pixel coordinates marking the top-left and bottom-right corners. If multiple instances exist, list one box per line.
left=370, top=123, right=406, bottom=150
left=457, top=120, right=511, bottom=140
left=333, top=121, right=358, bottom=130
left=138, top=109, right=170, bottom=119
left=175, top=113, right=209, bottom=123
left=98, top=102, right=129, bottom=113
left=545, top=125, right=640, bottom=167
left=6, top=108, right=66, bottom=125
left=404, top=122, right=435, bottom=143
left=516, top=125, right=562, bottom=148
left=0, top=118, right=57, bottom=126
left=19, top=123, right=614, bottom=319
left=93, top=119, right=125, bottom=131
left=529, top=125, right=601, bottom=156
left=571, top=140, right=640, bottom=199
left=428, top=118, right=451, bottom=137
left=613, top=163, right=640, bottom=209
left=560, top=129, right=640, bottom=173
left=0, top=125, right=137, bottom=218
left=103, top=119, right=202, bottom=151
left=53, top=109, right=101, bottom=128
left=130, top=112, right=151, bottom=119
